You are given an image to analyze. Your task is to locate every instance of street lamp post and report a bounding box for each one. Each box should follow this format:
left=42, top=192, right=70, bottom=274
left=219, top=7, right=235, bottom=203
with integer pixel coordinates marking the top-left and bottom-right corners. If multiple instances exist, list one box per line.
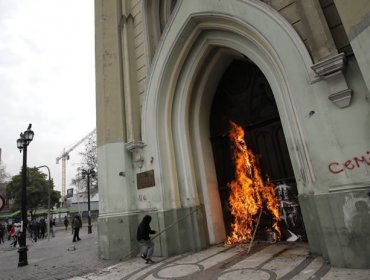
left=81, top=168, right=95, bottom=234
left=16, top=124, right=34, bottom=267
left=36, top=165, right=51, bottom=241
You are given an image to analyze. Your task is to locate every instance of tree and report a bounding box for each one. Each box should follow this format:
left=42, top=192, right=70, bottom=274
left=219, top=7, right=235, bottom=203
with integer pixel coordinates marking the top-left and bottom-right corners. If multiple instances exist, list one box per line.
left=6, top=167, right=61, bottom=218
left=71, top=132, right=98, bottom=196
left=0, top=162, right=10, bottom=184
left=0, top=162, right=10, bottom=207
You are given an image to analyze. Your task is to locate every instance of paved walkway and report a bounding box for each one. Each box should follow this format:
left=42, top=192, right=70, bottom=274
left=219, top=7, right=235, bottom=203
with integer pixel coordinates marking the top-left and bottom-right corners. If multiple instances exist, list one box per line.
left=0, top=225, right=119, bottom=280
left=71, top=242, right=370, bottom=280
left=1, top=227, right=370, bottom=280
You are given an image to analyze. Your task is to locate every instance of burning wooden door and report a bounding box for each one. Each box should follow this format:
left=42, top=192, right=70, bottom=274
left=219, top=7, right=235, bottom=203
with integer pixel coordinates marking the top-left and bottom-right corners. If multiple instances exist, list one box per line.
left=210, top=59, right=306, bottom=242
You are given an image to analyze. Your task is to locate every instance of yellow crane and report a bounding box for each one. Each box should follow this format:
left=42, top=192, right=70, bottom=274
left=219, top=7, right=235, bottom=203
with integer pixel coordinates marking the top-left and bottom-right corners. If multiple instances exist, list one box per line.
left=56, top=129, right=96, bottom=206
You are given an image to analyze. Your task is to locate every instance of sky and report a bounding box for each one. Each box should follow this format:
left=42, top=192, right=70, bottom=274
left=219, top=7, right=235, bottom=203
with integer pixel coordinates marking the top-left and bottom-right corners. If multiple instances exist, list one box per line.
left=0, top=0, right=96, bottom=194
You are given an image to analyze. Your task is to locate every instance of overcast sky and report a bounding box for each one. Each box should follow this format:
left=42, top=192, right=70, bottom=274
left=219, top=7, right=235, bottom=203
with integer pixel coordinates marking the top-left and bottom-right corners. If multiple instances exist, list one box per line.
left=0, top=0, right=96, bottom=194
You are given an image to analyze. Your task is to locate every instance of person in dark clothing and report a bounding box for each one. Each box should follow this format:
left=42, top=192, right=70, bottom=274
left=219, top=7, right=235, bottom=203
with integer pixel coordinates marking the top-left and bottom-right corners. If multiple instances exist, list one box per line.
left=72, top=215, right=82, bottom=242
left=30, top=220, right=39, bottom=242
left=50, top=218, right=56, bottom=237
left=39, top=218, right=46, bottom=239
left=7, top=223, right=12, bottom=240
left=64, top=216, right=69, bottom=231
left=0, top=222, right=5, bottom=244
left=136, top=215, right=156, bottom=264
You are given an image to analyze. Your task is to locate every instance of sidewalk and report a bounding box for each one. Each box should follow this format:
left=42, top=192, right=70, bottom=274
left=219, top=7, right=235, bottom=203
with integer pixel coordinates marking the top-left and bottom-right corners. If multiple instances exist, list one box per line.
left=1, top=227, right=369, bottom=280
left=70, top=242, right=370, bottom=280
left=0, top=225, right=119, bottom=280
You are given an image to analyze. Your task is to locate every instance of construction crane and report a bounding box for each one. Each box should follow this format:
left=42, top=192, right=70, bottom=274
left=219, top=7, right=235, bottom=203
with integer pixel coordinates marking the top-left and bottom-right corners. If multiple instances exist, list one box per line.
left=56, top=128, right=96, bottom=206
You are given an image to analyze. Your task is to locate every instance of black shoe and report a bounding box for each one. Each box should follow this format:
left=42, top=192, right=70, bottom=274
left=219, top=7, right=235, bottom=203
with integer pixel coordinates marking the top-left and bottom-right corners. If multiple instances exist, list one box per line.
left=73, top=240, right=76, bottom=242
left=145, top=258, right=154, bottom=264
left=141, top=254, right=146, bottom=260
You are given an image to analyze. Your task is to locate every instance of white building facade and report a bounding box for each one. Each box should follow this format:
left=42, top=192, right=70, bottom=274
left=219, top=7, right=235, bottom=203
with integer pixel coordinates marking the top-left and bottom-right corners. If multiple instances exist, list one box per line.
left=95, top=0, right=370, bottom=268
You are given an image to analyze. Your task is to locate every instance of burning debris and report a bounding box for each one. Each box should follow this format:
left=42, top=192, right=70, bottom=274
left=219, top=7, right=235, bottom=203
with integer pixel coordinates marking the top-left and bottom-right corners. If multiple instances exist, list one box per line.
left=226, top=121, right=281, bottom=245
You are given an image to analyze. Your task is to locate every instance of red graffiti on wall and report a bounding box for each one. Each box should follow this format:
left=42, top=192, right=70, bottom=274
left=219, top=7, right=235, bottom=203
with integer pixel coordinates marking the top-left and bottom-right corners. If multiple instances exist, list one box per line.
left=328, top=151, right=370, bottom=174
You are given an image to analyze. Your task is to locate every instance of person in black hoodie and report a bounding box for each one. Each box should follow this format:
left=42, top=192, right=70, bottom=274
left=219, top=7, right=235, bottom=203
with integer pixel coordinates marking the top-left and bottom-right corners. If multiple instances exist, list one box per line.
left=136, top=215, right=156, bottom=264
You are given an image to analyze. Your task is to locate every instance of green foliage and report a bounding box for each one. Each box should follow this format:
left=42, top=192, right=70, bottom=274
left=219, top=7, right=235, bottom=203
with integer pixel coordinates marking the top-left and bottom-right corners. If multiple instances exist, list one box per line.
left=5, top=167, right=61, bottom=215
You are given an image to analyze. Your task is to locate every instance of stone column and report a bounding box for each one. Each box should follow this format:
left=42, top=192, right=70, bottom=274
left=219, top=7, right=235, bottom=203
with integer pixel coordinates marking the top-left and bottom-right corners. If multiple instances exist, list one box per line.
left=95, top=0, right=137, bottom=260
left=297, top=0, right=337, bottom=62
left=120, top=0, right=141, bottom=143
left=334, top=0, right=370, bottom=92
left=295, top=0, right=352, bottom=108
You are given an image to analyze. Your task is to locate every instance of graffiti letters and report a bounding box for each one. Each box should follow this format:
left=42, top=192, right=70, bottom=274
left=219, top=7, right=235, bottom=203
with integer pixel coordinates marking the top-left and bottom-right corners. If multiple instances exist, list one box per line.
left=138, top=194, right=147, bottom=201
left=328, top=151, right=370, bottom=174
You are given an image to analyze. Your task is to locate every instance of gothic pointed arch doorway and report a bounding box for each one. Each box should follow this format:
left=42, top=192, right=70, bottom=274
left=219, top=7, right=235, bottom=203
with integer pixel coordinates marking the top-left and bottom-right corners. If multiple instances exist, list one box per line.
left=141, top=0, right=317, bottom=256
left=210, top=59, right=307, bottom=241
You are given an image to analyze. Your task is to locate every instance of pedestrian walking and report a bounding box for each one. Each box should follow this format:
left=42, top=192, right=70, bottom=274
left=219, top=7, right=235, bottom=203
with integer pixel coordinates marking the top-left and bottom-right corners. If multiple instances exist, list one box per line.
left=0, top=222, right=5, bottom=244
left=50, top=218, right=56, bottom=237
left=30, top=219, right=39, bottom=242
left=72, top=214, right=82, bottom=242
left=39, top=218, right=46, bottom=239
left=64, top=216, right=69, bottom=231
left=9, top=223, right=18, bottom=248
left=6, top=222, right=11, bottom=240
left=136, top=215, right=156, bottom=264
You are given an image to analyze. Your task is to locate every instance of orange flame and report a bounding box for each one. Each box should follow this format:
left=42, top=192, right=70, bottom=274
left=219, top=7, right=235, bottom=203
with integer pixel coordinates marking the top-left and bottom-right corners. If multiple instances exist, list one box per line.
left=226, top=121, right=281, bottom=244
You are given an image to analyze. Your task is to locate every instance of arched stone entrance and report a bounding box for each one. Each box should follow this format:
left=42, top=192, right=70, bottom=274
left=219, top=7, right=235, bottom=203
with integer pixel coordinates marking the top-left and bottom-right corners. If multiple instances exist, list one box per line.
left=96, top=0, right=370, bottom=268
left=210, top=58, right=307, bottom=241
left=142, top=0, right=319, bottom=256
left=143, top=1, right=313, bottom=249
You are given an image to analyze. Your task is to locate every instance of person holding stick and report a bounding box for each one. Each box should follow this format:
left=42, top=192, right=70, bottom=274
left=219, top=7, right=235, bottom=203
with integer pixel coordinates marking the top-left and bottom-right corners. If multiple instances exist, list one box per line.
left=136, top=215, right=156, bottom=264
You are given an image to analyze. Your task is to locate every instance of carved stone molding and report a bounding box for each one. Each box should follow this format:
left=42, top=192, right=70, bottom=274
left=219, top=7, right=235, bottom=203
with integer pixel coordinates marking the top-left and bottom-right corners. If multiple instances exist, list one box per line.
left=260, top=0, right=272, bottom=6
left=126, top=141, right=146, bottom=168
left=311, top=53, right=352, bottom=108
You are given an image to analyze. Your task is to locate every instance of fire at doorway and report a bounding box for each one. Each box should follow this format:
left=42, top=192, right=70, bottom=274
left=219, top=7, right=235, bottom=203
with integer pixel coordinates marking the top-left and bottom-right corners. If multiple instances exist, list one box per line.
left=210, top=59, right=307, bottom=244
left=226, top=121, right=281, bottom=244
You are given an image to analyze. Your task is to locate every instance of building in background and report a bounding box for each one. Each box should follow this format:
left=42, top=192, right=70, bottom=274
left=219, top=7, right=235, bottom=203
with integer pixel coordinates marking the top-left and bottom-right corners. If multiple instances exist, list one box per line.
left=95, top=0, right=370, bottom=268
left=66, top=190, right=99, bottom=220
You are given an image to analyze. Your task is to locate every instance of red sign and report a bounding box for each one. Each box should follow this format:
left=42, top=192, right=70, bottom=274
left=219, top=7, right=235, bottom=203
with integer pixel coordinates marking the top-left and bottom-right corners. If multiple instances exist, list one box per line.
left=0, top=195, right=5, bottom=211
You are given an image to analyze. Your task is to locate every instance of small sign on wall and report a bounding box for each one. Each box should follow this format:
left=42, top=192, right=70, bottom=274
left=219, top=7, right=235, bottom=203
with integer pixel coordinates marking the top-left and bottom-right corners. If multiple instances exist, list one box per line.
left=137, top=170, right=155, bottom=189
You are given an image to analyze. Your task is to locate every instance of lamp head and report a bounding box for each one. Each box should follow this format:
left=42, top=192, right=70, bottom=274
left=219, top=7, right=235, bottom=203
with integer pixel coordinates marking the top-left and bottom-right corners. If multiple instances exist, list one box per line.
left=16, top=124, right=34, bottom=151
left=24, top=125, right=34, bottom=142
left=81, top=169, right=86, bottom=179
left=17, top=137, right=24, bottom=151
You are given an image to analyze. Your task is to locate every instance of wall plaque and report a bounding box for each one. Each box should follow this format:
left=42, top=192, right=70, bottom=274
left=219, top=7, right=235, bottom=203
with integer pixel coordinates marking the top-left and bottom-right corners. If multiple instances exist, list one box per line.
left=137, top=170, right=155, bottom=189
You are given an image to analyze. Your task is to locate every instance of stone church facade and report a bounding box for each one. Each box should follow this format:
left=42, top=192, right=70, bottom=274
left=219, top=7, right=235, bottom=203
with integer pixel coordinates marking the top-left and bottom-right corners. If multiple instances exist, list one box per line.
left=95, top=0, right=370, bottom=268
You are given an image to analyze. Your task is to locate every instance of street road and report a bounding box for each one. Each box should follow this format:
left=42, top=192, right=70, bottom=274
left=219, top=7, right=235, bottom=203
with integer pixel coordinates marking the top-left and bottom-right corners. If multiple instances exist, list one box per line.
left=0, top=225, right=119, bottom=280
